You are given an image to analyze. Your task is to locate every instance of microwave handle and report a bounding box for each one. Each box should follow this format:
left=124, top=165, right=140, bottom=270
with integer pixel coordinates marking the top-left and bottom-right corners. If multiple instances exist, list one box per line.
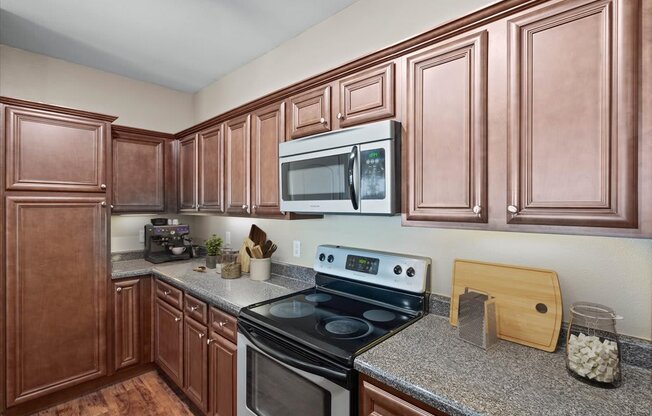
left=348, top=146, right=358, bottom=210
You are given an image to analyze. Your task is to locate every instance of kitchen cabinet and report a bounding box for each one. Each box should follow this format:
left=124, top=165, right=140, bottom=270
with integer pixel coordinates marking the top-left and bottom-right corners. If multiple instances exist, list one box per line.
left=360, top=376, right=445, bottom=416
left=505, top=0, right=639, bottom=228
left=5, top=195, right=108, bottom=406
left=184, top=316, right=209, bottom=413
left=178, top=134, right=198, bottom=212
left=3, top=103, right=112, bottom=192
left=112, top=277, right=153, bottom=372
left=287, top=85, right=331, bottom=139
left=251, top=101, right=285, bottom=217
left=208, top=332, right=237, bottom=416
left=224, top=114, right=251, bottom=215
left=405, top=31, right=488, bottom=223
left=112, top=126, right=169, bottom=213
left=198, top=124, right=225, bottom=213
left=336, top=62, right=395, bottom=128
left=154, top=298, right=184, bottom=386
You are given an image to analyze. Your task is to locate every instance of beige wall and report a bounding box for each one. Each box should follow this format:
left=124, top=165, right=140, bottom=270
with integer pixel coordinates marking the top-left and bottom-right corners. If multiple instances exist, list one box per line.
left=0, top=45, right=193, bottom=132
left=190, top=0, right=652, bottom=340
left=111, top=215, right=198, bottom=252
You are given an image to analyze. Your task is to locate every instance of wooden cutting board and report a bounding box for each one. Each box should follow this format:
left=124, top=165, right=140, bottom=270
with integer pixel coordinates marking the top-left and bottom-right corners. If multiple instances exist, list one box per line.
left=449, top=259, right=562, bottom=352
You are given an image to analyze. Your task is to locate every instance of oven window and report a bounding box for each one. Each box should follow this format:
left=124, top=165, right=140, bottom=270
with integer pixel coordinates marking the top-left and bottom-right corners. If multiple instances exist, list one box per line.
left=247, top=348, right=331, bottom=416
left=281, top=153, right=350, bottom=201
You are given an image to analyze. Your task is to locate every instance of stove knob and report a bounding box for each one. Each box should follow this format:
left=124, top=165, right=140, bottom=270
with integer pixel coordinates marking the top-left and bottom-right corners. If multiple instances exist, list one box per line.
left=406, top=267, right=416, bottom=277
left=393, top=265, right=402, bottom=275
left=319, top=253, right=326, bottom=262
left=327, top=254, right=334, bottom=263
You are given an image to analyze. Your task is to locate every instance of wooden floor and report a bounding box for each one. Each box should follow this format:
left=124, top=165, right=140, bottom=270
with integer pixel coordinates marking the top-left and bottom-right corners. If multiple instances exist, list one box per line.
left=32, top=371, right=197, bottom=416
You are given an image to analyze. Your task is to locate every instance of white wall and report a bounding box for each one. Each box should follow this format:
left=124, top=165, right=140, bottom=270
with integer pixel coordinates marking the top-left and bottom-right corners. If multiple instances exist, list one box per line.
left=190, top=0, right=652, bottom=340
left=0, top=45, right=193, bottom=132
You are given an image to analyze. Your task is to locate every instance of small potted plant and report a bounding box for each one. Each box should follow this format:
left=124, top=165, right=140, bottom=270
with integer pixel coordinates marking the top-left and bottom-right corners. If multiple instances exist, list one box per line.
left=205, top=234, right=223, bottom=269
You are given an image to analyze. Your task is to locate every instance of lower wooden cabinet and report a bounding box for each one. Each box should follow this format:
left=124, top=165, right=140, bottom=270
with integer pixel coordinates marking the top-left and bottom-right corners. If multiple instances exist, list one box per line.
left=184, top=316, right=209, bottom=412
left=360, top=376, right=446, bottom=416
left=112, top=277, right=153, bottom=372
left=208, top=332, right=237, bottom=416
left=155, top=299, right=184, bottom=386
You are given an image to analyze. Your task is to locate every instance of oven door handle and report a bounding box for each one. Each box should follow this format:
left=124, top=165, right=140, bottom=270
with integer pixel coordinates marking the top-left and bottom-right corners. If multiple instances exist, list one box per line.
left=238, top=323, right=347, bottom=383
left=348, top=145, right=358, bottom=210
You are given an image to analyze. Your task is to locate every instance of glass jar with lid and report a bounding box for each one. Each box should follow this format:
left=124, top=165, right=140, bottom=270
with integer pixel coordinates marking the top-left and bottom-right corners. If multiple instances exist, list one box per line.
left=566, top=302, right=623, bottom=388
left=219, top=249, right=241, bottom=279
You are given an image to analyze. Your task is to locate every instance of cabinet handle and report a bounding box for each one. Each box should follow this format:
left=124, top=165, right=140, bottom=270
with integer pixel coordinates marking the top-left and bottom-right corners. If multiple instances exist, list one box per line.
left=163, top=289, right=171, bottom=296
left=337, top=112, right=344, bottom=120
left=199, top=333, right=205, bottom=339
left=110, top=204, right=114, bottom=209
left=472, top=205, right=482, bottom=215
left=219, top=321, right=228, bottom=327
left=507, top=205, right=518, bottom=214
left=242, top=204, right=248, bottom=210
left=101, top=202, right=107, bottom=207
left=174, top=317, right=181, bottom=322
left=207, top=339, right=214, bottom=345
left=100, top=184, right=107, bottom=190
left=190, top=305, right=199, bottom=311
left=319, top=117, right=326, bottom=124
left=116, top=287, right=122, bottom=293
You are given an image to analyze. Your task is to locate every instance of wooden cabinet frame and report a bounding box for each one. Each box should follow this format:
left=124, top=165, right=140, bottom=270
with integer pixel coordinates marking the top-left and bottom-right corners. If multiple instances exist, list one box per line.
left=287, top=85, right=331, bottom=139
left=198, top=124, right=225, bottom=213
left=337, top=62, right=395, bottom=128
left=225, top=115, right=251, bottom=215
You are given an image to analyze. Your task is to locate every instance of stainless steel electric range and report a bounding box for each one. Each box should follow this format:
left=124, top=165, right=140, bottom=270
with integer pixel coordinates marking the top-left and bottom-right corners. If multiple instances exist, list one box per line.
left=237, top=245, right=431, bottom=416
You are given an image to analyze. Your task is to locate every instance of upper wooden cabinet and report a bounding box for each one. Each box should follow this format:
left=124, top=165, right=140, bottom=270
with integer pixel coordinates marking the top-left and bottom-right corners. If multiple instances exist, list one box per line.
left=112, top=126, right=169, bottom=213
left=287, top=85, right=331, bottom=139
left=198, top=124, right=225, bottom=213
left=336, top=62, right=395, bottom=128
left=5, top=195, right=107, bottom=406
left=178, top=134, right=198, bottom=212
left=225, top=115, right=251, bottom=215
left=405, top=31, right=488, bottom=223
left=251, top=102, right=285, bottom=217
left=4, top=104, right=112, bottom=192
left=506, top=0, right=639, bottom=228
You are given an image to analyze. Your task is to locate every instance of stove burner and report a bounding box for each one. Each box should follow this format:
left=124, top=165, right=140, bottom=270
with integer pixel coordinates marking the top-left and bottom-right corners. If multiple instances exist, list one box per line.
left=269, top=301, right=315, bottom=318
left=317, top=316, right=374, bottom=339
left=363, top=309, right=396, bottom=322
left=305, top=293, right=332, bottom=303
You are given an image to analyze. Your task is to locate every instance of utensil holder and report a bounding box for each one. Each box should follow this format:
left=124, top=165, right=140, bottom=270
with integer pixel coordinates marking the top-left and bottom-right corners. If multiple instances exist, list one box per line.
left=457, top=288, right=498, bottom=350
left=250, top=258, right=271, bottom=281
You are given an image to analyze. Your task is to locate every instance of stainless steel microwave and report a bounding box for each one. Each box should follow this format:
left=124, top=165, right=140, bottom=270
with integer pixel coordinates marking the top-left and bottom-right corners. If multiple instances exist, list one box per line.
left=279, top=120, right=400, bottom=215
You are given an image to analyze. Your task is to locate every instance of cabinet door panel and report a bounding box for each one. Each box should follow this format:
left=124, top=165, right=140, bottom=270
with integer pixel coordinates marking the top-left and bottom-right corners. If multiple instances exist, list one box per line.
left=252, top=102, right=285, bottom=217
left=360, top=380, right=436, bottom=416
left=198, top=125, right=224, bottom=212
left=287, top=85, right=331, bottom=139
left=209, top=333, right=237, bottom=416
left=507, top=0, right=638, bottom=227
left=113, top=279, right=141, bottom=371
left=5, top=106, right=107, bottom=192
left=225, top=115, right=251, bottom=214
left=178, top=135, right=197, bottom=211
left=154, top=299, right=183, bottom=386
left=338, top=62, right=395, bottom=128
left=406, top=31, right=488, bottom=223
left=112, top=130, right=165, bottom=212
left=184, top=317, right=208, bottom=412
left=5, top=196, right=107, bottom=405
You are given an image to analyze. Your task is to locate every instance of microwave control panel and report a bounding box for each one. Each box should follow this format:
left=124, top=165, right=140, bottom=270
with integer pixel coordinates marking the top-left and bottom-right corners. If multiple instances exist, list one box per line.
left=360, top=148, right=386, bottom=200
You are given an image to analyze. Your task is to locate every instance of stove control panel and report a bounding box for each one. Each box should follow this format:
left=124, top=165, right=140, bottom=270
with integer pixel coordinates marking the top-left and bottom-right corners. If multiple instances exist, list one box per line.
left=314, top=245, right=430, bottom=294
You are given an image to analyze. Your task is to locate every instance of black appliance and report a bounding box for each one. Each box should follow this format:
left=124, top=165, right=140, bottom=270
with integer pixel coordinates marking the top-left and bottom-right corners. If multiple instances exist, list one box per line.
left=144, top=224, right=192, bottom=263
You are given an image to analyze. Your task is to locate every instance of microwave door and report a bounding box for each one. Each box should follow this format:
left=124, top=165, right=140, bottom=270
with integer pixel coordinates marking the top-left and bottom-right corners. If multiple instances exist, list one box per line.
left=280, top=145, right=360, bottom=214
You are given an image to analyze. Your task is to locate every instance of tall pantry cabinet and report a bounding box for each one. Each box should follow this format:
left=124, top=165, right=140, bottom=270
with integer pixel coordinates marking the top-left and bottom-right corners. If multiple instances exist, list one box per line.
left=0, top=97, right=116, bottom=408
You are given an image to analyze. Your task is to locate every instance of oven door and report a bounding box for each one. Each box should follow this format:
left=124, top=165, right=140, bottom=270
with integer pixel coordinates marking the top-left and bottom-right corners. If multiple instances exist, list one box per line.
left=279, top=145, right=360, bottom=214
left=237, top=325, right=351, bottom=416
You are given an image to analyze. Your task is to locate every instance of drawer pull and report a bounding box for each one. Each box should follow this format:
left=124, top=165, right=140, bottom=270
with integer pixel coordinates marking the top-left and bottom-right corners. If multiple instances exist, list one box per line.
left=190, top=305, right=199, bottom=311
left=219, top=321, right=229, bottom=327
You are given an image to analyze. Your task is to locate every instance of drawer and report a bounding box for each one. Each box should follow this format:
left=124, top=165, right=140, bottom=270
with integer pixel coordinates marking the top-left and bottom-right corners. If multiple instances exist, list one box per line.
left=210, top=307, right=237, bottom=343
left=155, top=279, right=183, bottom=309
left=184, top=293, right=208, bottom=324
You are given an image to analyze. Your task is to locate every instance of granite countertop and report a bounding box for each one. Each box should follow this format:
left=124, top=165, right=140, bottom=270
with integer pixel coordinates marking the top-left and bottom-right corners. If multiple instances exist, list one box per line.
left=355, top=315, right=652, bottom=416
left=111, top=258, right=312, bottom=315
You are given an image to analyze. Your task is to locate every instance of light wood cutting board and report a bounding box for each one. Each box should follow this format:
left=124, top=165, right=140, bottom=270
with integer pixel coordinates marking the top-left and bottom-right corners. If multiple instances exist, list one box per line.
left=449, top=259, right=562, bottom=352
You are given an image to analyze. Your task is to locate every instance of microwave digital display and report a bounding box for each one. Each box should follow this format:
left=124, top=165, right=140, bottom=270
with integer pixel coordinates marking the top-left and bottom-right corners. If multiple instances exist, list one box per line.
left=360, top=148, right=386, bottom=200
left=345, top=255, right=379, bottom=274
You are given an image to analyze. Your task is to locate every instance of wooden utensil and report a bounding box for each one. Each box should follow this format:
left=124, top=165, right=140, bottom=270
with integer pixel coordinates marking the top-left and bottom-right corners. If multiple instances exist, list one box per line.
left=252, top=245, right=264, bottom=259
left=261, top=240, right=273, bottom=257
left=245, top=247, right=254, bottom=258
left=264, top=244, right=277, bottom=258
left=248, top=225, right=267, bottom=247
left=449, top=259, right=562, bottom=352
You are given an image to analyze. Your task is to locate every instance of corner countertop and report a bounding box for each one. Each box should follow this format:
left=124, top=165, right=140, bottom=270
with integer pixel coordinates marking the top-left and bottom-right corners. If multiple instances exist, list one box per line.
left=354, top=314, right=651, bottom=416
left=111, top=258, right=312, bottom=315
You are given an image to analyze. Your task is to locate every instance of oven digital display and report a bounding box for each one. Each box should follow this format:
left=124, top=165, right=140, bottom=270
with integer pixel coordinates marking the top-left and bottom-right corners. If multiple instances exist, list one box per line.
left=345, top=255, right=379, bottom=275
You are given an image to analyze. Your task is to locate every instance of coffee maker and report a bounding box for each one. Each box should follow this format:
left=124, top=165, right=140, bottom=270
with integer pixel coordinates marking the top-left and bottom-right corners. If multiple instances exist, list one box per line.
left=144, top=224, right=192, bottom=263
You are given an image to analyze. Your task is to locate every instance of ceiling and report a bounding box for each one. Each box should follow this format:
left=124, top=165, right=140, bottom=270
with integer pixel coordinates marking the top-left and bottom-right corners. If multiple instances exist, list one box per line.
left=0, top=0, right=358, bottom=92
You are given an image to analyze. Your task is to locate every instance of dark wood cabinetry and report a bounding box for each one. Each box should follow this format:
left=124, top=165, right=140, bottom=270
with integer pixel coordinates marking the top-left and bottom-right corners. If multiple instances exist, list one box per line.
left=112, top=126, right=170, bottom=213
left=336, top=62, right=395, bottom=128
left=405, top=31, right=488, bottom=223
left=5, top=195, right=108, bottom=406
left=184, top=316, right=209, bottom=412
left=178, top=134, right=198, bottom=211
left=287, top=85, right=331, bottom=139
left=506, top=0, right=639, bottom=228
left=360, top=376, right=445, bottom=416
left=225, top=115, right=251, bottom=214
left=208, top=333, right=237, bottom=416
left=112, top=277, right=153, bottom=372
left=154, top=299, right=184, bottom=386
left=198, top=125, right=225, bottom=213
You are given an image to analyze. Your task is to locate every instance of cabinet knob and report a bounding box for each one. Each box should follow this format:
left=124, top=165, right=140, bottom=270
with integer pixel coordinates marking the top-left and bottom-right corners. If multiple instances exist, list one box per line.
left=174, top=317, right=181, bottom=322
left=101, top=201, right=107, bottom=207
left=190, top=305, right=199, bottom=311
left=163, top=290, right=171, bottom=296
left=319, top=117, right=326, bottom=124
left=199, top=333, right=205, bottom=339
left=116, top=287, right=122, bottom=293
left=219, top=321, right=228, bottom=327
left=100, top=184, right=107, bottom=190
left=110, top=204, right=114, bottom=209
left=472, top=205, right=482, bottom=215
left=507, top=205, right=518, bottom=214
left=337, top=112, right=344, bottom=120
left=242, top=204, right=248, bottom=210
left=207, top=339, right=214, bottom=345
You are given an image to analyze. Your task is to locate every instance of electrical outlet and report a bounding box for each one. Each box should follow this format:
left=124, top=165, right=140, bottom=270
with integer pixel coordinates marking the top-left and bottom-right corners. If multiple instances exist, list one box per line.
left=138, top=229, right=145, bottom=243
left=225, top=231, right=231, bottom=246
left=293, top=240, right=301, bottom=257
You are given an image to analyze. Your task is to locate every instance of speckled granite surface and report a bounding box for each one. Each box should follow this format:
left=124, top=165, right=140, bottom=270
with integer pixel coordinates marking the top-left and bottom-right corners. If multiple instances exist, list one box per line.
left=355, top=315, right=652, bottom=416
